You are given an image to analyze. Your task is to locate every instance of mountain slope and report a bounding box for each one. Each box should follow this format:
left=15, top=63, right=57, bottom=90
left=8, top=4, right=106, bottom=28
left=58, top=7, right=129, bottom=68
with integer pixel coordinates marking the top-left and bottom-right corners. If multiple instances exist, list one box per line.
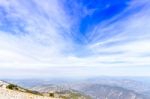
left=31, top=83, right=148, bottom=99
left=0, top=81, right=59, bottom=99
left=72, top=84, right=148, bottom=99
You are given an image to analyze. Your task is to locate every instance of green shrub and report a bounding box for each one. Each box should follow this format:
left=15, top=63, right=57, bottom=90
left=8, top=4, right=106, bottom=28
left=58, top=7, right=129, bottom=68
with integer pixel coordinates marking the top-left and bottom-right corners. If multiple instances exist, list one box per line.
left=26, top=89, right=42, bottom=95
left=6, top=84, right=18, bottom=90
left=49, top=93, right=54, bottom=97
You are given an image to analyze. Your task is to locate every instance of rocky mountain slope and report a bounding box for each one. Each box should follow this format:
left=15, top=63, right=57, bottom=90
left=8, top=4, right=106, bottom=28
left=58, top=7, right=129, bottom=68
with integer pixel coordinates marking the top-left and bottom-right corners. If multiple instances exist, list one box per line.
left=0, top=81, right=60, bottom=99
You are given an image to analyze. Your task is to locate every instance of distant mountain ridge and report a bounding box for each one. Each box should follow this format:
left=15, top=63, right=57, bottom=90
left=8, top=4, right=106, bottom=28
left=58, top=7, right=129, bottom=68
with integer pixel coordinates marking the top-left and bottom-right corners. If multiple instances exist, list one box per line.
left=31, top=83, right=148, bottom=99
left=73, top=84, right=147, bottom=99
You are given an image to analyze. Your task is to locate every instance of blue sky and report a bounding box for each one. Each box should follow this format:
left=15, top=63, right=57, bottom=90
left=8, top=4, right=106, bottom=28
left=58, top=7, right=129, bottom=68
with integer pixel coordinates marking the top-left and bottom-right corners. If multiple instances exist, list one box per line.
left=0, top=0, right=150, bottom=78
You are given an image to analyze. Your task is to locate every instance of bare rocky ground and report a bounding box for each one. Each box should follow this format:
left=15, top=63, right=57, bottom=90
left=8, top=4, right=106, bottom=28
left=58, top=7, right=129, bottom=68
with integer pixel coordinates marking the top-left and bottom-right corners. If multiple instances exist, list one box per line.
left=0, top=81, right=60, bottom=99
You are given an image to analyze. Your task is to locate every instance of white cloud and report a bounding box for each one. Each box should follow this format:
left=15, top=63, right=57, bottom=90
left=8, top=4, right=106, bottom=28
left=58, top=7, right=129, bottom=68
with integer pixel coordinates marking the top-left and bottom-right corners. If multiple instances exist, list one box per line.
left=0, top=0, right=150, bottom=78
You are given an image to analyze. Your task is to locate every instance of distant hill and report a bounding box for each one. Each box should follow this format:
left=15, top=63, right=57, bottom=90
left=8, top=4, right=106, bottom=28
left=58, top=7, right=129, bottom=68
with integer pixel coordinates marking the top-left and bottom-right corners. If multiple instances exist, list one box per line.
left=31, top=82, right=149, bottom=99
left=31, top=84, right=91, bottom=99
left=72, top=84, right=148, bottom=99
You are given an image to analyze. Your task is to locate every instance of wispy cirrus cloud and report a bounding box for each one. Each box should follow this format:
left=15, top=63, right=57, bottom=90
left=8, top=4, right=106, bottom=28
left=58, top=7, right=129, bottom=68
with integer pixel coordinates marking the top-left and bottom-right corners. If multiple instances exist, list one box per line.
left=0, top=0, right=150, bottom=78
